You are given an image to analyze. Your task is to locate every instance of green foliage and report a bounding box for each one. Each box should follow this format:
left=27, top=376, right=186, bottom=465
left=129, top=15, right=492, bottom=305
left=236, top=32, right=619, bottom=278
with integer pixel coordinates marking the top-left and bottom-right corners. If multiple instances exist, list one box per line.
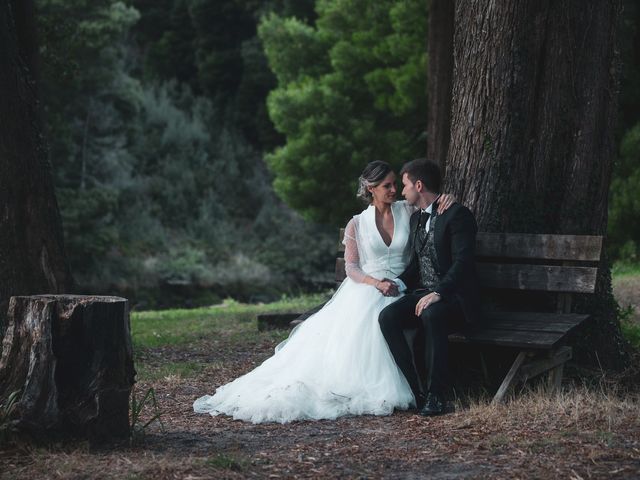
left=609, top=123, right=640, bottom=262
left=621, top=318, right=640, bottom=349
left=37, top=0, right=333, bottom=304
left=617, top=303, right=640, bottom=349
left=189, top=0, right=255, bottom=97
left=609, top=0, right=640, bottom=263
left=135, top=0, right=197, bottom=85
left=259, top=14, right=331, bottom=85
left=129, top=386, right=164, bottom=442
left=57, top=187, right=120, bottom=275
left=618, top=0, right=640, bottom=139
left=0, top=390, right=20, bottom=444
left=259, top=0, right=427, bottom=225
left=129, top=0, right=308, bottom=149
left=611, top=262, right=640, bottom=277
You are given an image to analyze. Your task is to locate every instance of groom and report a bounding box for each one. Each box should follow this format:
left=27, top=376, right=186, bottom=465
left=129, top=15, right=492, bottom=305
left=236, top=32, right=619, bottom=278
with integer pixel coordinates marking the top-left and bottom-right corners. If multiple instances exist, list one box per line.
left=379, top=159, right=480, bottom=416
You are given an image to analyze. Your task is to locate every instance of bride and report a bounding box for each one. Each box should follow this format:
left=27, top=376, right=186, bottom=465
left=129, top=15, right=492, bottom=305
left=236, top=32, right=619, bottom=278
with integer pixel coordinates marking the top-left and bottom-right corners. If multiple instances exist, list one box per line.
left=193, top=161, right=453, bottom=423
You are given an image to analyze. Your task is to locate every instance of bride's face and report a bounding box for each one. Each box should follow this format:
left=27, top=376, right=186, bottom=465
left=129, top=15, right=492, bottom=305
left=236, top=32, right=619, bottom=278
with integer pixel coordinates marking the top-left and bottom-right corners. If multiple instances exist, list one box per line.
left=368, top=172, right=397, bottom=204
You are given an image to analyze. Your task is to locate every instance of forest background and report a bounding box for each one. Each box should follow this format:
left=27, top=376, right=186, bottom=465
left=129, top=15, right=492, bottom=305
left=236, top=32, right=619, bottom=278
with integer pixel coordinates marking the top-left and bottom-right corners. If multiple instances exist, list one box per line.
left=37, top=0, right=640, bottom=309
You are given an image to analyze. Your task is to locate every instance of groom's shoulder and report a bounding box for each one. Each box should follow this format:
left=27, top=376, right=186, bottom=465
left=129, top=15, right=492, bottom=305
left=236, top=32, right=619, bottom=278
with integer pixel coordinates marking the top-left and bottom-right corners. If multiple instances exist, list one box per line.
left=444, top=202, right=476, bottom=223
left=454, top=203, right=474, bottom=216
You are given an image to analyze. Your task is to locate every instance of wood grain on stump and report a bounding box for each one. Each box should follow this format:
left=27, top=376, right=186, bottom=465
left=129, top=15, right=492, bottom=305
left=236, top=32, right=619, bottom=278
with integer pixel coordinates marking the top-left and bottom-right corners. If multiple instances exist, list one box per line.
left=0, top=295, right=135, bottom=442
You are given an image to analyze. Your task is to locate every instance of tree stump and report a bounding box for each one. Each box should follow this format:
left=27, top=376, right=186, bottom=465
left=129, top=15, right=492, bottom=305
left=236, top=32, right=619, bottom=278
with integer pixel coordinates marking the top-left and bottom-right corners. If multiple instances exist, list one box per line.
left=0, top=295, right=135, bottom=442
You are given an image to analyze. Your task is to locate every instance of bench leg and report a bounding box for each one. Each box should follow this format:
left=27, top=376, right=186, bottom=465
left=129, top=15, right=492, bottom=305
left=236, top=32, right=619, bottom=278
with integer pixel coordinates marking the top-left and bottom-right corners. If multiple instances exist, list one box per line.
left=517, top=346, right=572, bottom=385
left=547, top=363, right=564, bottom=394
left=492, top=351, right=528, bottom=404
left=479, top=351, right=489, bottom=382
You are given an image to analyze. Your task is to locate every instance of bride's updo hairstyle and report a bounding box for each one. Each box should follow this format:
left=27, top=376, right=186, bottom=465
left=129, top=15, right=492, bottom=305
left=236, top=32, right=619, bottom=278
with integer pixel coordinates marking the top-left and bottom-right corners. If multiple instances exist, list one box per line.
left=357, top=161, right=393, bottom=203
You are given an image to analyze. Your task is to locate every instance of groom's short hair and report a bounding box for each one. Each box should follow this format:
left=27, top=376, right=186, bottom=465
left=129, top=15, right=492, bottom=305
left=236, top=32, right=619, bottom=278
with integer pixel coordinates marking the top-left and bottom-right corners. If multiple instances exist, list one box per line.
left=400, top=159, right=441, bottom=193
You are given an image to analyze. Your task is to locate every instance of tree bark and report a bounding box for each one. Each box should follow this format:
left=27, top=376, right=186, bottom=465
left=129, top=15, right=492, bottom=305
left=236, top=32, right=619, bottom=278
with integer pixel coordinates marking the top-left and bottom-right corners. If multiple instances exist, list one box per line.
left=426, top=0, right=454, bottom=170
left=0, top=295, right=135, bottom=442
left=0, top=1, right=72, bottom=326
left=446, top=0, right=629, bottom=369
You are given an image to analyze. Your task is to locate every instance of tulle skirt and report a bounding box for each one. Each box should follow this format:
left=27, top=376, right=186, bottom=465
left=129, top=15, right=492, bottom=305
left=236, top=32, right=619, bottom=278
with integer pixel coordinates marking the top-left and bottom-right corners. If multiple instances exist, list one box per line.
left=193, top=279, right=414, bottom=423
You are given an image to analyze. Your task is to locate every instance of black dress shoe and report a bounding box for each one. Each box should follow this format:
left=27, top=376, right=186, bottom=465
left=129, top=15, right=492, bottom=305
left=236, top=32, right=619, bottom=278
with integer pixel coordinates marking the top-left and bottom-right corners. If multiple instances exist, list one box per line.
left=418, top=392, right=449, bottom=416
left=413, top=392, right=427, bottom=410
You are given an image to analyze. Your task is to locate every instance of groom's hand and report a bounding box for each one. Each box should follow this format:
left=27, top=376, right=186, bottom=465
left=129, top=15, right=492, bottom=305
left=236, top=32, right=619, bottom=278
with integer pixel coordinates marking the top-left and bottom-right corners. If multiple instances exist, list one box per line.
left=377, top=279, right=399, bottom=297
left=415, top=292, right=441, bottom=316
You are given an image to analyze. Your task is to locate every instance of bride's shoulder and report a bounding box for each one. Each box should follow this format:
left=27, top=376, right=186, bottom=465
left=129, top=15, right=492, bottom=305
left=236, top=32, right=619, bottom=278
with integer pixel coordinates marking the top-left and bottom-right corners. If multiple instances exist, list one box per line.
left=394, top=200, right=417, bottom=215
left=352, top=204, right=373, bottom=220
left=345, top=211, right=362, bottom=229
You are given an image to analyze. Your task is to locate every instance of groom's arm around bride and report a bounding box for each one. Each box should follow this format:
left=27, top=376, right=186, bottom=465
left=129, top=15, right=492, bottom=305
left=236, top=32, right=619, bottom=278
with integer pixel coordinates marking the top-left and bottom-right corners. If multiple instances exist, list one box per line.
left=379, top=159, right=481, bottom=416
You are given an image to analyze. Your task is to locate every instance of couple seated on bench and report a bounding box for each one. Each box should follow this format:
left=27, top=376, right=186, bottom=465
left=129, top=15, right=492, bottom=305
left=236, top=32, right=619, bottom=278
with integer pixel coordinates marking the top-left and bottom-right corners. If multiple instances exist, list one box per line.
left=194, top=159, right=481, bottom=423
left=194, top=159, right=598, bottom=423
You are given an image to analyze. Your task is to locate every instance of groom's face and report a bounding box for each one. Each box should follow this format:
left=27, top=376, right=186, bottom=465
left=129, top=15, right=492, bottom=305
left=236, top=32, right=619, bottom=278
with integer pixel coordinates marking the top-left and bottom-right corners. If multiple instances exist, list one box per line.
left=401, top=173, right=420, bottom=206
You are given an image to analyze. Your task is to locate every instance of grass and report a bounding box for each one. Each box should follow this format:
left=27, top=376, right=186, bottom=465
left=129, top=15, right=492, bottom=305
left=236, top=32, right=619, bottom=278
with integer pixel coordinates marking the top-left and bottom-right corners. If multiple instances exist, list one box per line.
left=130, top=292, right=330, bottom=350
left=621, top=318, right=640, bottom=349
left=461, top=384, right=640, bottom=438
left=0, top=390, right=20, bottom=444
left=611, top=265, right=640, bottom=348
left=129, top=386, right=164, bottom=441
left=612, top=261, right=640, bottom=277
left=135, top=361, right=208, bottom=382
left=203, top=453, right=248, bottom=471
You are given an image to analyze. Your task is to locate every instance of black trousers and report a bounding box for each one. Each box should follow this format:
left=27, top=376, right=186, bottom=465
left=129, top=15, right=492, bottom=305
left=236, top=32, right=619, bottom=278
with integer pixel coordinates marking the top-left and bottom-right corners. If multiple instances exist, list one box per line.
left=379, top=292, right=464, bottom=400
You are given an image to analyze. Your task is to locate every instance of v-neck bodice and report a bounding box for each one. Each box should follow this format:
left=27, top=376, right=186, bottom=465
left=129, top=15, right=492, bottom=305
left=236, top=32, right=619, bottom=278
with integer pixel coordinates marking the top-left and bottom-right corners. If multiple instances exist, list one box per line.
left=346, top=201, right=413, bottom=279
left=374, top=205, right=396, bottom=248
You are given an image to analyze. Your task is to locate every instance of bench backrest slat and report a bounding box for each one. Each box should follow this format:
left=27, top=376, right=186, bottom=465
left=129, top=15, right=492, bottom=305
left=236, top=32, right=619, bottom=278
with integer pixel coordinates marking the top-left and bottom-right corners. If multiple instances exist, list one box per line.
left=476, top=233, right=602, bottom=261
left=335, top=229, right=602, bottom=294
left=335, top=258, right=346, bottom=282
left=477, top=264, right=598, bottom=293
left=340, top=231, right=602, bottom=261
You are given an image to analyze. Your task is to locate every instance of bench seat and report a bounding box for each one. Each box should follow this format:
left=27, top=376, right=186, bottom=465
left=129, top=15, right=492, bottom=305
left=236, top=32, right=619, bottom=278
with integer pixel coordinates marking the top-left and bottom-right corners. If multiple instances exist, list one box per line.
left=449, top=312, right=590, bottom=350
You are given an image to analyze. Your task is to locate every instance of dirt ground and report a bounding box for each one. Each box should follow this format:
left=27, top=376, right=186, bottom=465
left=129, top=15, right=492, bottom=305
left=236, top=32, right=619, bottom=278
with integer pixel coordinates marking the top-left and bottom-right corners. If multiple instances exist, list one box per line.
left=2, top=332, right=639, bottom=480
left=1, top=282, right=639, bottom=479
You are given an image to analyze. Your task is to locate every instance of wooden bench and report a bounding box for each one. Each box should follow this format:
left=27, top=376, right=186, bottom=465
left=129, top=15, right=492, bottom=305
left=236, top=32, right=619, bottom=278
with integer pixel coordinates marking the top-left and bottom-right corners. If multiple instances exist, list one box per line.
left=336, top=230, right=603, bottom=403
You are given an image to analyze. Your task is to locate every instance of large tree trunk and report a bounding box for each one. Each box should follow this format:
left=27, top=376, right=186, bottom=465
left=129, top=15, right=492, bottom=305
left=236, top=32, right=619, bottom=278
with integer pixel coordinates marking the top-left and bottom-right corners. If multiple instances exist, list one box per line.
left=446, top=0, right=629, bottom=369
left=426, top=0, right=454, bottom=169
left=0, top=1, right=72, bottom=326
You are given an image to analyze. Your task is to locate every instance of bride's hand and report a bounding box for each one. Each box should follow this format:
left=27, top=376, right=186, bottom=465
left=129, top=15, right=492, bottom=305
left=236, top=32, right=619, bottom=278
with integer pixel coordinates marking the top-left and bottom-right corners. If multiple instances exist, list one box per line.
left=437, top=194, right=457, bottom=214
left=376, top=279, right=399, bottom=297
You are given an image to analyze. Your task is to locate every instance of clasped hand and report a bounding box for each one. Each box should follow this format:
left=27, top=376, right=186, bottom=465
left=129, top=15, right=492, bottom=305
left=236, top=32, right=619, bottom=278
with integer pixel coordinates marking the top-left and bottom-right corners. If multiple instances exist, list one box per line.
left=376, top=278, right=399, bottom=297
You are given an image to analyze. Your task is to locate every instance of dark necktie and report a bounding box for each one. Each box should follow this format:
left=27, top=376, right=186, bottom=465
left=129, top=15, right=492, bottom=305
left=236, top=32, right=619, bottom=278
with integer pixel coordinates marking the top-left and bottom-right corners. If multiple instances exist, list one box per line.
left=417, top=211, right=430, bottom=245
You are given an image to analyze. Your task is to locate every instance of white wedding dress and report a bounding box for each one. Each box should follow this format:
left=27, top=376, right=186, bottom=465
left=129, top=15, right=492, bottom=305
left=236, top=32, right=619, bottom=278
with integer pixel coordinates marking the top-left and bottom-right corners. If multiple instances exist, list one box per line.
left=193, top=201, right=416, bottom=423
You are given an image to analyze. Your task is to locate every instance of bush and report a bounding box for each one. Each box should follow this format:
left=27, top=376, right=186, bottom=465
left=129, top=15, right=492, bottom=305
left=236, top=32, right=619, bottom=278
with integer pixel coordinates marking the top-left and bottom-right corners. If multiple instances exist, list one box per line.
left=609, top=122, right=640, bottom=262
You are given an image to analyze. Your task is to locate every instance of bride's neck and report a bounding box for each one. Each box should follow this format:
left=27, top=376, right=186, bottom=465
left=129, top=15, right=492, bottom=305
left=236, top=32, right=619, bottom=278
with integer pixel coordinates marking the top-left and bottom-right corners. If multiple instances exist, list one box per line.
left=371, top=201, right=392, bottom=214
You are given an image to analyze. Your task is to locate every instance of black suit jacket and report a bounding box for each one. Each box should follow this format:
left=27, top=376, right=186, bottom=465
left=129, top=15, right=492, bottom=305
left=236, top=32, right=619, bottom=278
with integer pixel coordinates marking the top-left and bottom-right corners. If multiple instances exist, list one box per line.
left=398, top=202, right=481, bottom=325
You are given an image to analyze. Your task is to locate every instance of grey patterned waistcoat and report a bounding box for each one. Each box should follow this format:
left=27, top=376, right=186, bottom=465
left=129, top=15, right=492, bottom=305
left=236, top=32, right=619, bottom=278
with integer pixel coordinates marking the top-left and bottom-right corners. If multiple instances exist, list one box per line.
left=416, top=212, right=439, bottom=291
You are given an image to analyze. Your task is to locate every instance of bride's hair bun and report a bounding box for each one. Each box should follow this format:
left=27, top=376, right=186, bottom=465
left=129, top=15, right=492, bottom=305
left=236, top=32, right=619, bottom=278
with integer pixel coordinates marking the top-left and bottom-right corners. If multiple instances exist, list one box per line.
left=357, top=161, right=393, bottom=203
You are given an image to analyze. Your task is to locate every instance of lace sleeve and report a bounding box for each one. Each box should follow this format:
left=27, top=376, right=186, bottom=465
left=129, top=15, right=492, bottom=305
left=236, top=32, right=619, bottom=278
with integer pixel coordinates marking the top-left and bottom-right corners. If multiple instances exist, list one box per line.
left=342, top=217, right=369, bottom=283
